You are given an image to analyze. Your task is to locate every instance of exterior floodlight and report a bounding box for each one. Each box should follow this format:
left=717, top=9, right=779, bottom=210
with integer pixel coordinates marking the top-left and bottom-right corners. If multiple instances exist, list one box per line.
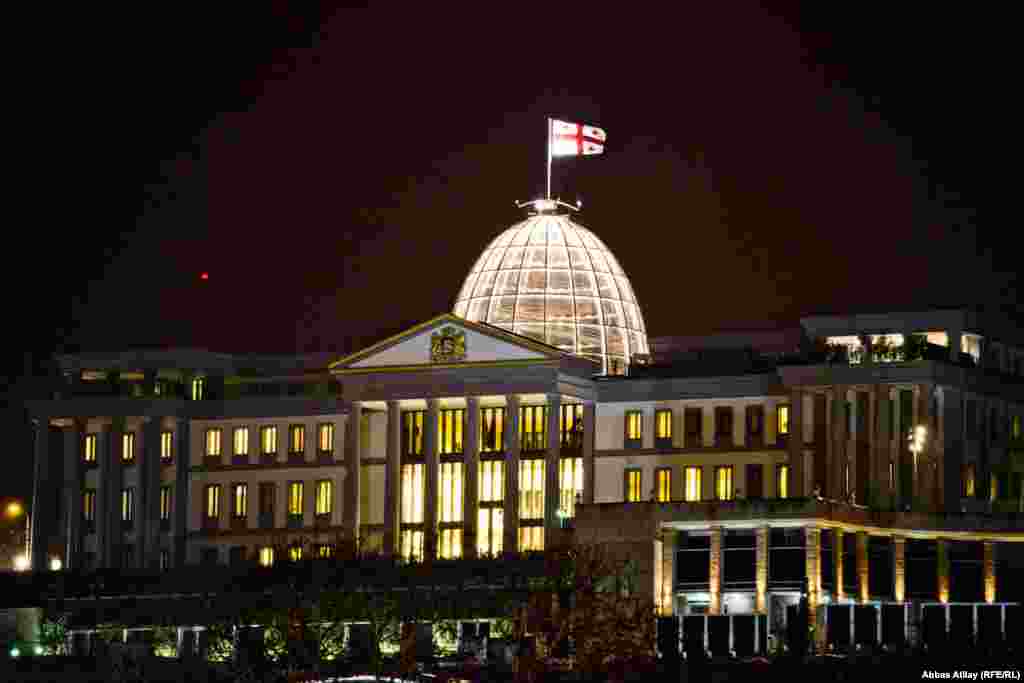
left=13, top=555, right=29, bottom=572
left=33, top=645, right=43, bottom=655
left=50, top=558, right=62, bottom=571
left=10, top=647, right=19, bottom=657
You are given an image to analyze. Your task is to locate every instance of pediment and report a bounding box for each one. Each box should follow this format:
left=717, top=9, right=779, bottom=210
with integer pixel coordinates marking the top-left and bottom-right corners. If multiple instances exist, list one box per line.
left=329, top=314, right=564, bottom=373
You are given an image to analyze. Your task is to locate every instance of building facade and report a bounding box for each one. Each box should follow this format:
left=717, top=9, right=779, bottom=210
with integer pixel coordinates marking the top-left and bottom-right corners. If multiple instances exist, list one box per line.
left=22, top=204, right=1024, bottom=649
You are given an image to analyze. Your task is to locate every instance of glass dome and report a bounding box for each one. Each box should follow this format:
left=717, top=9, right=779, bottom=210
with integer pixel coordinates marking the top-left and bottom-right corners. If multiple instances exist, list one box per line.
left=453, top=210, right=648, bottom=374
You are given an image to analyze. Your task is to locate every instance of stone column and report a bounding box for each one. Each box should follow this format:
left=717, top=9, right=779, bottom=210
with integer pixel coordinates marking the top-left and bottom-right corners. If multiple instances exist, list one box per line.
left=893, top=536, right=906, bottom=602
left=504, top=395, right=521, bottom=555
left=937, top=539, right=950, bottom=603
left=29, top=417, right=51, bottom=570
left=873, top=385, right=891, bottom=508
left=788, top=389, right=805, bottom=497
left=983, top=541, right=996, bottom=604
left=103, top=417, right=126, bottom=568
left=464, top=398, right=480, bottom=559
left=834, top=528, right=845, bottom=601
left=917, top=384, right=932, bottom=509
left=756, top=526, right=769, bottom=614
left=424, top=399, right=440, bottom=561
left=582, top=401, right=596, bottom=505
left=830, top=387, right=846, bottom=500
left=857, top=532, right=869, bottom=603
left=137, top=417, right=161, bottom=568
left=659, top=529, right=677, bottom=616
left=709, top=526, right=723, bottom=615
left=383, top=401, right=401, bottom=557
left=172, top=419, right=190, bottom=568
left=545, top=394, right=562, bottom=543
left=63, top=420, right=84, bottom=570
left=343, top=402, right=362, bottom=548
left=805, top=527, right=821, bottom=644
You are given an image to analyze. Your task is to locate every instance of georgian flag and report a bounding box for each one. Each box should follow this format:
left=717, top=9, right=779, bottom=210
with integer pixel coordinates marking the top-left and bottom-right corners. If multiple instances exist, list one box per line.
left=550, top=119, right=606, bottom=156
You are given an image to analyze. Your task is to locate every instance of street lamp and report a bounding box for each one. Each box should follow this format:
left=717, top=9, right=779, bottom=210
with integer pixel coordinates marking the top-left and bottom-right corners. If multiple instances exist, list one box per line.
left=13, top=554, right=29, bottom=572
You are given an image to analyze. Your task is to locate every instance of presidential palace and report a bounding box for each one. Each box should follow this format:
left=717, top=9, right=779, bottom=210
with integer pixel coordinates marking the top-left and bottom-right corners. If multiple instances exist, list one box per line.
left=22, top=199, right=1024, bottom=652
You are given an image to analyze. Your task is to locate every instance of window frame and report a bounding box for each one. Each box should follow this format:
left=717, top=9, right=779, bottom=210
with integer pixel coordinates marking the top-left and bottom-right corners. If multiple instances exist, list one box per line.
left=121, top=487, right=135, bottom=527
left=684, top=466, right=702, bottom=502
left=714, top=465, right=734, bottom=501
left=776, top=464, right=790, bottom=499
left=684, top=408, right=703, bottom=448
left=438, top=408, right=465, bottom=455
left=232, top=427, right=249, bottom=461
left=480, top=407, right=506, bottom=453
left=624, top=410, right=643, bottom=449
left=121, top=431, right=136, bottom=464
left=655, top=466, right=672, bottom=502
left=519, top=405, right=549, bottom=453
left=624, top=466, right=642, bottom=502
left=776, top=404, right=791, bottom=440
left=159, top=485, right=172, bottom=527
left=317, top=422, right=335, bottom=457
left=315, top=479, right=333, bottom=518
left=231, top=482, right=248, bottom=521
left=402, top=410, right=426, bottom=457
left=83, top=488, right=97, bottom=526
left=288, top=424, right=306, bottom=461
left=83, top=433, right=98, bottom=466
left=714, top=407, right=734, bottom=448
left=654, top=409, right=673, bottom=448
left=204, top=484, right=221, bottom=526
left=160, top=430, right=173, bottom=464
left=260, top=425, right=278, bottom=461
left=287, top=481, right=304, bottom=526
left=205, top=428, right=223, bottom=462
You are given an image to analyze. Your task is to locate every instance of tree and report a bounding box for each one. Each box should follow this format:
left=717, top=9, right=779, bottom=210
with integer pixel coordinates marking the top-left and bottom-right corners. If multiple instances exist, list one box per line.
left=522, top=542, right=658, bottom=679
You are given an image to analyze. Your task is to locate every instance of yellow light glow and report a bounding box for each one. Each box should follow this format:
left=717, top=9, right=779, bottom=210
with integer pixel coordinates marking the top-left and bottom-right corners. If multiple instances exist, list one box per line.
left=13, top=555, right=29, bottom=572
left=684, top=467, right=702, bottom=502
left=259, top=547, right=274, bottom=567
left=5, top=501, right=23, bottom=518
left=50, top=558, right=62, bottom=571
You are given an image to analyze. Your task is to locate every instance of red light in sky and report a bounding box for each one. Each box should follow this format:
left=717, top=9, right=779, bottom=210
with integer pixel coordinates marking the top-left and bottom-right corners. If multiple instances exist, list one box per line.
left=201, top=272, right=209, bottom=280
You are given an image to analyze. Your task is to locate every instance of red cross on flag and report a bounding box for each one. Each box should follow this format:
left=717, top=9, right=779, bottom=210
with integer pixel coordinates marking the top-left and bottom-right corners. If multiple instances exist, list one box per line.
left=550, top=119, right=606, bottom=157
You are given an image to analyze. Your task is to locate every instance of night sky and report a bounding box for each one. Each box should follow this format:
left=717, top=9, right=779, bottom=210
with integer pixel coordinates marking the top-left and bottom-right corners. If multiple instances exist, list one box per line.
left=2, top=5, right=1017, bottom=503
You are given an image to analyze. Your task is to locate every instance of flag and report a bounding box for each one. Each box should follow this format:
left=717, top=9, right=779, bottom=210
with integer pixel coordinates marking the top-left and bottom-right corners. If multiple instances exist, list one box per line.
left=550, top=119, right=606, bottom=156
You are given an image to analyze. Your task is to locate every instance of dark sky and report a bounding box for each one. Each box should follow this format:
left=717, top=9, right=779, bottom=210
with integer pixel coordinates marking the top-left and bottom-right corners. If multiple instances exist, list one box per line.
left=2, top=4, right=1017, bottom=501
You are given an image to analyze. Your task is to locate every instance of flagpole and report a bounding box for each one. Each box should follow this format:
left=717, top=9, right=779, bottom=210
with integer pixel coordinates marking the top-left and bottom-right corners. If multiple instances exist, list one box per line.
left=546, top=117, right=552, bottom=200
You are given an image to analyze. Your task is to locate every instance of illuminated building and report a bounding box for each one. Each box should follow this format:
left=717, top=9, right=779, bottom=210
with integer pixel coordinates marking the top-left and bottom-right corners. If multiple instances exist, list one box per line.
left=21, top=200, right=1024, bottom=652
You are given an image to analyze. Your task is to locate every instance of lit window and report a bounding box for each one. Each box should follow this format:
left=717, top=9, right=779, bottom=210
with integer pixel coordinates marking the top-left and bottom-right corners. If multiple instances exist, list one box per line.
left=655, top=409, right=672, bottom=442
left=400, top=529, right=424, bottom=562
left=519, top=460, right=544, bottom=520
left=625, top=468, right=642, bottom=502
left=990, top=473, right=998, bottom=503
left=121, top=487, right=134, bottom=522
left=160, top=486, right=172, bottom=521
left=843, top=462, right=851, bottom=497
left=962, top=464, right=976, bottom=498
left=1013, top=416, right=1022, bottom=440
left=777, top=465, right=789, bottom=499
left=477, top=507, right=504, bottom=557
left=191, top=377, right=205, bottom=401
left=438, top=463, right=463, bottom=523
left=289, top=425, right=305, bottom=454
left=684, top=467, right=702, bottom=502
left=316, top=480, right=333, bottom=517
left=315, top=544, right=334, bottom=558
left=961, top=334, right=982, bottom=363
left=401, top=464, right=425, bottom=524
left=318, top=423, right=334, bottom=454
left=402, top=411, right=425, bottom=456
left=561, top=404, right=584, bottom=449
left=559, top=457, right=583, bottom=517
left=122, top=432, right=135, bottom=463
left=924, top=331, right=949, bottom=348
left=479, top=461, right=505, bottom=503
left=826, top=336, right=864, bottom=364
left=233, top=428, right=249, bottom=457
left=520, top=406, right=549, bottom=451
left=233, top=483, right=247, bottom=519
left=480, top=408, right=505, bottom=453
left=205, top=429, right=222, bottom=458
left=438, top=409, right=464, bottom=455
left=287, top=482, right=304, bottom=517
left=624, top=411, right=642, bottom=445
left=777, top=405, right=790, bottom=436
left=83, top=489, right=96, bottom=522
left=160, top=431, right=173, bottom=462
left=439, top=528, right=463, bottom=559
left=259, top=546, right=274, bottom=567
left=518, top=526, right=544, bottom=552
left=655, top=468, right=671, bottom=502
left=205, top=484, right=221, bottom=519
left=261, top=426, right=277, bottom=455
left=889, top=461, right=896, bottom=491
left=83, top=434, right=97, bottom=463
left=289, top=544, right=303, bottom=562
left=716, top=467, right=733, bottom=501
